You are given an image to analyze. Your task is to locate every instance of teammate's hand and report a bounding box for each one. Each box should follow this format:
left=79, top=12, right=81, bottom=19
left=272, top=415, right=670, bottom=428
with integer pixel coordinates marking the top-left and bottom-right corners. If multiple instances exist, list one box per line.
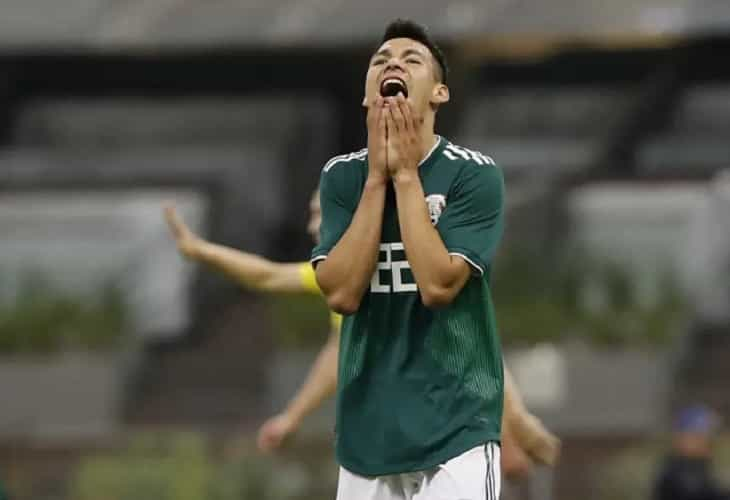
left=366, top=96, right=388, bottom=185
left=384, top=94, right=422, bottom=181
left=522, top=414, right=561, bottom=466
left=164, top=204, right=203, bottom=260
left=501, top=427, right=533, bottom=479
left=256, top=412, right=299, bottom=453
left=502, top=445, right=532, bottom=479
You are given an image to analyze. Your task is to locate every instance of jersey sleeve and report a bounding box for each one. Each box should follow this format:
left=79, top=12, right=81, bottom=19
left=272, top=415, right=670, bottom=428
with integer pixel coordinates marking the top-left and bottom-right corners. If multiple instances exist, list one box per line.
left=311, top=158, right=358, bottom=264
left=437, top=162, right=504, bottom=276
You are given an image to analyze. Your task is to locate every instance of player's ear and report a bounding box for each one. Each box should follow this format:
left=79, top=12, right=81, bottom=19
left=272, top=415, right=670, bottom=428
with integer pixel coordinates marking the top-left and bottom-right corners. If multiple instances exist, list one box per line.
left=362, top=95, right=368, bottom=107
left=431, top=83, right=450, bottom=106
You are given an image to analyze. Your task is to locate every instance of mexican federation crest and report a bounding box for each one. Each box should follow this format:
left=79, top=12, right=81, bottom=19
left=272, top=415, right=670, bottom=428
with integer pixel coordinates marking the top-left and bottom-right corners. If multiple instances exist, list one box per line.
left=425, top=194, right=447, bottom=225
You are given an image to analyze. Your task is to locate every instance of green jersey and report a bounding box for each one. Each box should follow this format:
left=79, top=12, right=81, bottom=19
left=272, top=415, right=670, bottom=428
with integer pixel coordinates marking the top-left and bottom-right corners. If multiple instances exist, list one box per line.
left=312, top=137, right=504, bottom=476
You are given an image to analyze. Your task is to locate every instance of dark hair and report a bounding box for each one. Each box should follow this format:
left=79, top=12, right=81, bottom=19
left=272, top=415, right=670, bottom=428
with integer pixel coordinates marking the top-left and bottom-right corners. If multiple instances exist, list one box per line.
left=380, top=19, right=449, bottom=84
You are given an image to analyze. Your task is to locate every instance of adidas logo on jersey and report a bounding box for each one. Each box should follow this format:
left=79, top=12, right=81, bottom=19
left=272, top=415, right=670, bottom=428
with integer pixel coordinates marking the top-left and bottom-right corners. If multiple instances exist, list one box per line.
left=443, top=143, right=495, bottom=166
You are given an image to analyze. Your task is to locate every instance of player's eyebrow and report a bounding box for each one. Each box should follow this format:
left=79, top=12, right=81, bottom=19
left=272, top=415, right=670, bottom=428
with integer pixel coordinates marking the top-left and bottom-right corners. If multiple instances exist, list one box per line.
left=402, top=48, right=425, bottom=59
left=372, top=47, right=425, bottom=62
left=372, top=48, right=391, bottom=60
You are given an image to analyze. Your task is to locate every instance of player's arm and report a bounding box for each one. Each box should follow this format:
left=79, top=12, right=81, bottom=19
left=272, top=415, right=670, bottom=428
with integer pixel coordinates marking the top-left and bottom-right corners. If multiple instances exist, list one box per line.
left=314, top=98, right=389, bottom=314
left=315, top=178, right=386, bottom=314
left=164, top=205, right=305, bottom=293
left=391, top=167, right=471, bottom=307
left=387, top=96, right=470, bottom=307
left=281, top=326, right=339, bottom=423
left=257, top=327, right=339, bottom=452
left=387, top=96, right=503, bottom=307
left=504, top=366, right=561, bottom=466
left=501, top=366, right=535, bottom=478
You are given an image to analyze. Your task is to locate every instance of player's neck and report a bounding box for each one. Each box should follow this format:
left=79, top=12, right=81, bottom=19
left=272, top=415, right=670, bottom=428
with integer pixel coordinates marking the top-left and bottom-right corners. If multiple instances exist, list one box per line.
left=418, top=114, right=439, bottom=164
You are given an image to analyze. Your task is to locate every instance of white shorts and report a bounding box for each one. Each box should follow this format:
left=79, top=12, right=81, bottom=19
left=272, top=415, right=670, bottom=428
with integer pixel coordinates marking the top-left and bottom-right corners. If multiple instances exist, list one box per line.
left=336, top=443, right=501, bottom=500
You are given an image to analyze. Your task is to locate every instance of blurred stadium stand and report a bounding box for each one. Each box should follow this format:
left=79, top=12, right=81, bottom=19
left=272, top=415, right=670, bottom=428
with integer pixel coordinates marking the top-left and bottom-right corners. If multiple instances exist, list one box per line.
left=1, top=0, right=730, bottom=47
left=639, top=85, right=730, bottom=175
left=0, top=189, right=205, bottom=338
left=5, top=94, right=337, bottom=283
left=457, top=87, right=632, bottom=176
left=0, top=95, right=338, bottom=428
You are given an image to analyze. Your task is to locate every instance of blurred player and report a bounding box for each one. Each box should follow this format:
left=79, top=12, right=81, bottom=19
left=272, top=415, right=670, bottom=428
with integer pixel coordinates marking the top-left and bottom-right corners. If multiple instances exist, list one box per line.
left=313, top=19, right=510, bottom=499
left=653, top=405, right=729, bottom=500
left=164, top=196, right=558, bottom=478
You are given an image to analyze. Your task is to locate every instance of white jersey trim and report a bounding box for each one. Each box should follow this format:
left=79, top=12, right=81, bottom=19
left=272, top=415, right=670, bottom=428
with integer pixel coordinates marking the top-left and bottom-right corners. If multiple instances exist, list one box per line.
left=324, top=138, right=439, bottom=173
left=310, top=255, right=328, bottom=265
left=419, top=136, right=443, bottom=166
left=449, top=252, right=485, bottom=276
left=323, top=149, right=367, bottom=172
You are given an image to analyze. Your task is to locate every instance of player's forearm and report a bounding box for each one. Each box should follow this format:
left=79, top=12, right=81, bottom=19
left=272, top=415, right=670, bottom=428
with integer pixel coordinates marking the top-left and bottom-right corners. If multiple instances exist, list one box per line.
left=282, top=332, right=339, bottom=425
left=195, top=241, right=295, bottom=292
left=504, top=367, right=560, bottom=465
left=504, top=367, right=533, bottom=435
left=504, top=367, right=527, bottom=416
left=509, top=407, right=549, bottom=448
left=393, top=174, right=467, bottom=307
left=316, top=180, right=387, bottom=314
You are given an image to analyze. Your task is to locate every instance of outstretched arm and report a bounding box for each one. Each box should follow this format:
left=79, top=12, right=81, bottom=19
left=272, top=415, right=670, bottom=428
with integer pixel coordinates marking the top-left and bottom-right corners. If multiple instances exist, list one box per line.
left=257, top=327, right=340, bottom=452
left=164, top=205, right=304, bottom=293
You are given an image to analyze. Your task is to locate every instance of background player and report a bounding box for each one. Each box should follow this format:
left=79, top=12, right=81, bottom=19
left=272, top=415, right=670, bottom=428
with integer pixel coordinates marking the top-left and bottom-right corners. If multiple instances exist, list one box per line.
left=164, top=194, right=558, bottom=476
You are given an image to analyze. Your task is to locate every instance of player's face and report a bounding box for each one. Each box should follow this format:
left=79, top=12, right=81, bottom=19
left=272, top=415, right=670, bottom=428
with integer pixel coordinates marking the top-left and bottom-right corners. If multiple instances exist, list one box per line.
left=307, top=190, right=321, bottom=244
left=675, top=432, right=712, bottom=457
left=363, top=38, right=449, bottom=116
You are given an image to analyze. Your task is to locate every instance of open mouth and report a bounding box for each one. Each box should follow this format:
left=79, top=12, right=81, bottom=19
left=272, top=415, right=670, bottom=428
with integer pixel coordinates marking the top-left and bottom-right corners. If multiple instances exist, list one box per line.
left=380, top=77, right=408, bottom=98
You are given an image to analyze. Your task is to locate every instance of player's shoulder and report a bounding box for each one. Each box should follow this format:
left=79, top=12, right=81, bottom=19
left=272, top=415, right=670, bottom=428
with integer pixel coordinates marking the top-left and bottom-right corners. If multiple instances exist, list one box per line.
left=439, top=139, right=502, bottom=185
left=322, top=147, right=368, bottom=174
left=319, top=148, right=367, bottom=197
left=439, top=139, right=498, bottom=170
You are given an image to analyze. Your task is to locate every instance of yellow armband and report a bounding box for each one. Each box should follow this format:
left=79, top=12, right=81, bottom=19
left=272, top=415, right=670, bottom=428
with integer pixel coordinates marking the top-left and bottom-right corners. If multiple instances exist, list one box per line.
left=298, top=263, right=342, bottom=333
left=298, top=262, right=322, bottom=294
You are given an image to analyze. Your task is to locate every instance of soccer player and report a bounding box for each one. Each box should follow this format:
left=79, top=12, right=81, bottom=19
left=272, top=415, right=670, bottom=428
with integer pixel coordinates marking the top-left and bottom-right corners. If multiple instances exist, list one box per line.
left=313, top=19, right=507, bottom=499
left=164, top=197, right=558, bottom=478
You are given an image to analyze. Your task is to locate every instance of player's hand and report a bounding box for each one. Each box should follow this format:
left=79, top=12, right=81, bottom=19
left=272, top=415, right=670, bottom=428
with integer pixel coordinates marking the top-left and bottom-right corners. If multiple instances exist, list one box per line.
left=502, top=446, right=532, bottom=479
left=163, top=204, right=203, bottom=260
left=256, top=412, right=299, bottom=453
left=501, top=428, right=533, bottom=479
left=384, top=94, right=422, bottom=182
left=366, top=96, right=388, bottom=186
left=522, top=414, right=561, bottom=466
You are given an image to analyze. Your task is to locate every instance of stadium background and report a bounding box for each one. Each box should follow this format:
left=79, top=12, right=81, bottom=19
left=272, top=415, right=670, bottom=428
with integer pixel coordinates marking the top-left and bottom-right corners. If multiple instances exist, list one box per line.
left=1, top=1, right=730, bottom=499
